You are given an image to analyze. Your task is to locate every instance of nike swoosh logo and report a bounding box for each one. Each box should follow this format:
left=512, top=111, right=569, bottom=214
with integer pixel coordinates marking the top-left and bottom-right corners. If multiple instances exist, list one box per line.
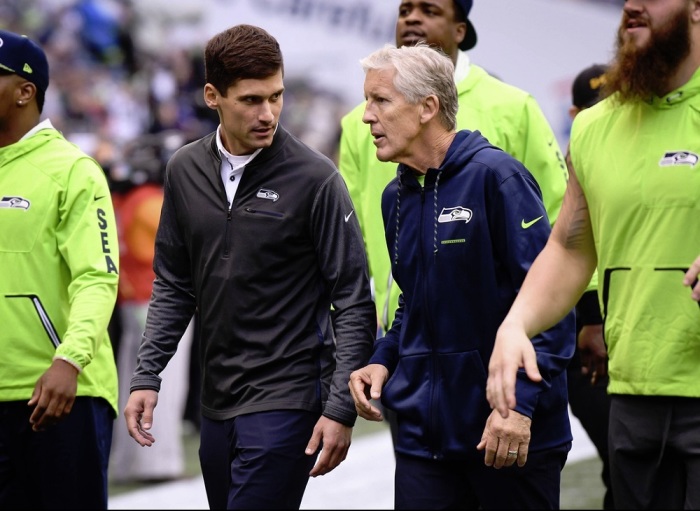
left=344, top=210, right=355, bottom=222
left=521, top=216, right=544, bottom=229
left=94, top=195, right=105, bottom=201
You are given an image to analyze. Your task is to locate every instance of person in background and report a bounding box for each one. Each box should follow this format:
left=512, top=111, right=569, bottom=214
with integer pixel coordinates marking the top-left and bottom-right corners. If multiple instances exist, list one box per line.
left=565, top=63, right=614, bottom=510
left=348, top=43, right=575, bottom=509
left=0, top=30, right=119, bottom=509
left=487, top=0, right=700, bottom=508
left=339, top=0, right=567, bottom=346
left=123, top=24, right=375, bottom=510
left=108, top=134, right=194, bottom=484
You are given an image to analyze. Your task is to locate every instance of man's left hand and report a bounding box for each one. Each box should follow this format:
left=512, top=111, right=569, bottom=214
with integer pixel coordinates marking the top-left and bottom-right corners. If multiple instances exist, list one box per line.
left=476, top=409, right=532, bottom=469
left=306, top=415, right=352, bottom=477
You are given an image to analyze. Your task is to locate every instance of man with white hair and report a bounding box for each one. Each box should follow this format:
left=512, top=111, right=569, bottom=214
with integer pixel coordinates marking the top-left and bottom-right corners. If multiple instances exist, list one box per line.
left=348, top=43, right=574, bottom=510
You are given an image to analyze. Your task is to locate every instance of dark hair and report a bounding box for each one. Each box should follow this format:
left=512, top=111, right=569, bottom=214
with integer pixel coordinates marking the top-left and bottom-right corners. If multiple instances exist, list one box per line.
left=204, top=24, right=284, bottom=96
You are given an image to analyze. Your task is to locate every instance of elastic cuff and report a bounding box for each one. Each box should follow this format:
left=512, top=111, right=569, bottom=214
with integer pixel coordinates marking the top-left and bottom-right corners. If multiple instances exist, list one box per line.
left=53, top=355, right=83, bottom=374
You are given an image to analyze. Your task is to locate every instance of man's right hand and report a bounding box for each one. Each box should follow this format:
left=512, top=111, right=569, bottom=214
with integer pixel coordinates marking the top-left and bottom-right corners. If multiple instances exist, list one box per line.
left=124, top=389, right=159, bottom=446
left=348, top=364, right=389, bottom=421
left=28, top=359, right=79, bottom=432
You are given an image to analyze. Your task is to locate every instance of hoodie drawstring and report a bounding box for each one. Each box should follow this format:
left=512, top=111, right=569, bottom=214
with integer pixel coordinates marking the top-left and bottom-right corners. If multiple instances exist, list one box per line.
left=393, top=179, right=402, bottom=265
left=432, top=170, right=443, bottom=257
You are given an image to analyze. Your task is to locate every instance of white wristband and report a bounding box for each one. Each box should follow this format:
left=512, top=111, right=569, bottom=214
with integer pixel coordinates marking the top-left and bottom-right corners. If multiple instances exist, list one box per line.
left=53, top=355, right=83, bottom=374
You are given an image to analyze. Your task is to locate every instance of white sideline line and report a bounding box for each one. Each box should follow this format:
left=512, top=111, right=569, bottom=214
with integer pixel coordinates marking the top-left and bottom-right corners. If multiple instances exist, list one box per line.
left=109, top=410, right=596, bottom=510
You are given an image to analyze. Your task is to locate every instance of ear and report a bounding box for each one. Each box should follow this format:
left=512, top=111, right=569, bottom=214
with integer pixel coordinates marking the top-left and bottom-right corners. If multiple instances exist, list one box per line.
left=692, top=0, right=700, bottom=23
left=419, top=95, right=440, bottom=125
left=203, top=83, right=219, bottom=110
left=15, top=80, right=36, bottom=105
left=569, top=105, right=580, bottom=121
left=454, top=21, right=467, bottom=48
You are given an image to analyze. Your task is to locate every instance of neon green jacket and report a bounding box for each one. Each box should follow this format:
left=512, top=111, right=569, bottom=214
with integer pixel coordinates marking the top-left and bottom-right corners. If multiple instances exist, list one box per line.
left=339, top=63, right=568, bottom=330
left=570, top=66, right=700, bottom=397
left=0, top=125, right=119, bottom=414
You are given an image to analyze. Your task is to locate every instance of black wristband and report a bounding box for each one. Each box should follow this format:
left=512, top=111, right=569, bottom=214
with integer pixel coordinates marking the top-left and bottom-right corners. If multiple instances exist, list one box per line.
left=575, top=290, right=603, bottom=325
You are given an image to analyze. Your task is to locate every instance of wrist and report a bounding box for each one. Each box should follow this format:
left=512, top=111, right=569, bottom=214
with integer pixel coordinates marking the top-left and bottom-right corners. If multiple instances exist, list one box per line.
left=53, top=355, right=82, bottom=374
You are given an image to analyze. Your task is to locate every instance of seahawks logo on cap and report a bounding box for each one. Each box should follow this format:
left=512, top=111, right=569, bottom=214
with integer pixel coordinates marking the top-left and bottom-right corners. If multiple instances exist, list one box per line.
left=659, top=151, right=699, bottom=167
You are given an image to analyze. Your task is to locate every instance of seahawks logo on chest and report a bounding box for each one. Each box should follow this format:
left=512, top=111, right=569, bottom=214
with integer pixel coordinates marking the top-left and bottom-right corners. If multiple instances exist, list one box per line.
left=659, top=151, right=699, bottom=167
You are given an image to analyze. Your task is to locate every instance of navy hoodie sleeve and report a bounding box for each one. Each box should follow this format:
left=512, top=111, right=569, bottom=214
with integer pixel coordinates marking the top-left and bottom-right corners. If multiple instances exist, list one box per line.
left=489, top=162, right=575, bottom=418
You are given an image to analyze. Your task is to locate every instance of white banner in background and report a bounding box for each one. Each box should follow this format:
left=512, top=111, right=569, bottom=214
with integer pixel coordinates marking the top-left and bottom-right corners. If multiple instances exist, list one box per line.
left=203, top=0, right=396, bottom=106
left=136, top=0, right=621, bottom=148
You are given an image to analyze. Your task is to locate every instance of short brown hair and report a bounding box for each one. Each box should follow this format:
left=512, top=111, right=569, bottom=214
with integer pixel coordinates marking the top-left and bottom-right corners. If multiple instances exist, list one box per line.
left=204, top=24, right=284, bottom=96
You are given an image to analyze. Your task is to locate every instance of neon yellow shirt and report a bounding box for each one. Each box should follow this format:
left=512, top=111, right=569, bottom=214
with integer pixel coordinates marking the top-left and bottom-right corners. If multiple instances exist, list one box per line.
left=339, top=63, right=567, bottom=330
left=570, top=66, right=700, bottom=397
left=0, top=125, right=119, bottom=413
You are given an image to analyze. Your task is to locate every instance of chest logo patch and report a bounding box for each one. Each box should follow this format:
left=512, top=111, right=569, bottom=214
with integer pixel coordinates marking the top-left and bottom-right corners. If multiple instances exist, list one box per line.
left=659, top=151, right=699, bottom=167
left=256, top=188, right=279, bottom=202
left=0, top=196, right=31, bottom=210
left=438, top=206, right=472, bottom=224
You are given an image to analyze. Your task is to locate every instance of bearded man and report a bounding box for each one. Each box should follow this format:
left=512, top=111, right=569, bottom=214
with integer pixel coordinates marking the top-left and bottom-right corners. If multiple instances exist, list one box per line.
left=485, top=0, right=700, bottom=508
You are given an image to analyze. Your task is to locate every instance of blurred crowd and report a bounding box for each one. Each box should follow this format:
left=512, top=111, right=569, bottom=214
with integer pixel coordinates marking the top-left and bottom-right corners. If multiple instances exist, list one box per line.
left=2, top=0, right=348, bottom=187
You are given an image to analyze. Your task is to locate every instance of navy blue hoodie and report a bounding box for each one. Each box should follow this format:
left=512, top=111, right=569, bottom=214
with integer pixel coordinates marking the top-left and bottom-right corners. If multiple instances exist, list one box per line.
left=371, top=129, right=575, bottom=461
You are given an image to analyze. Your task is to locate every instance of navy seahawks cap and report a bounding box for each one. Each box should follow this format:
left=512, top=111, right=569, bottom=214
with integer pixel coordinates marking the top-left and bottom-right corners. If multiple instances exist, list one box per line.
left=0, top=30, right=49, bottom=94
left=454, top=0, right=477, bottom=51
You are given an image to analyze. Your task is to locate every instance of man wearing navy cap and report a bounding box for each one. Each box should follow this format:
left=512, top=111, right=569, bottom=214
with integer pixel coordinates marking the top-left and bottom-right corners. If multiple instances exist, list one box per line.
left=0, top=30, right=119, bottom=509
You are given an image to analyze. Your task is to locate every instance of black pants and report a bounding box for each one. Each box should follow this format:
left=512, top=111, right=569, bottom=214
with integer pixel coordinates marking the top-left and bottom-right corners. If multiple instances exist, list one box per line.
left=394, top=444, right=569, bottom=510
left=609, top=395, right=700, bottom=509
left=0, top=397, right=114, bottom=510
left=199, top=410, right=319, bottom=510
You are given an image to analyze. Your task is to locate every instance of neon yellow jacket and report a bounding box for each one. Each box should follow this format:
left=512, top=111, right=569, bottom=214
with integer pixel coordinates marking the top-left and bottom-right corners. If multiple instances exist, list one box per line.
left=570, top=67, right=700, bottom=397
left=0, top=124, right=119, bottom=414
left=339, top=63, right=568, bottom=330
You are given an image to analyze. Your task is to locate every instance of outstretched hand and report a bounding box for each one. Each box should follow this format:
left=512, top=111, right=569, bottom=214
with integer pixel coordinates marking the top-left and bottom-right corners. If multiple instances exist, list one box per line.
left=486, top=322, right=540, bottom=418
